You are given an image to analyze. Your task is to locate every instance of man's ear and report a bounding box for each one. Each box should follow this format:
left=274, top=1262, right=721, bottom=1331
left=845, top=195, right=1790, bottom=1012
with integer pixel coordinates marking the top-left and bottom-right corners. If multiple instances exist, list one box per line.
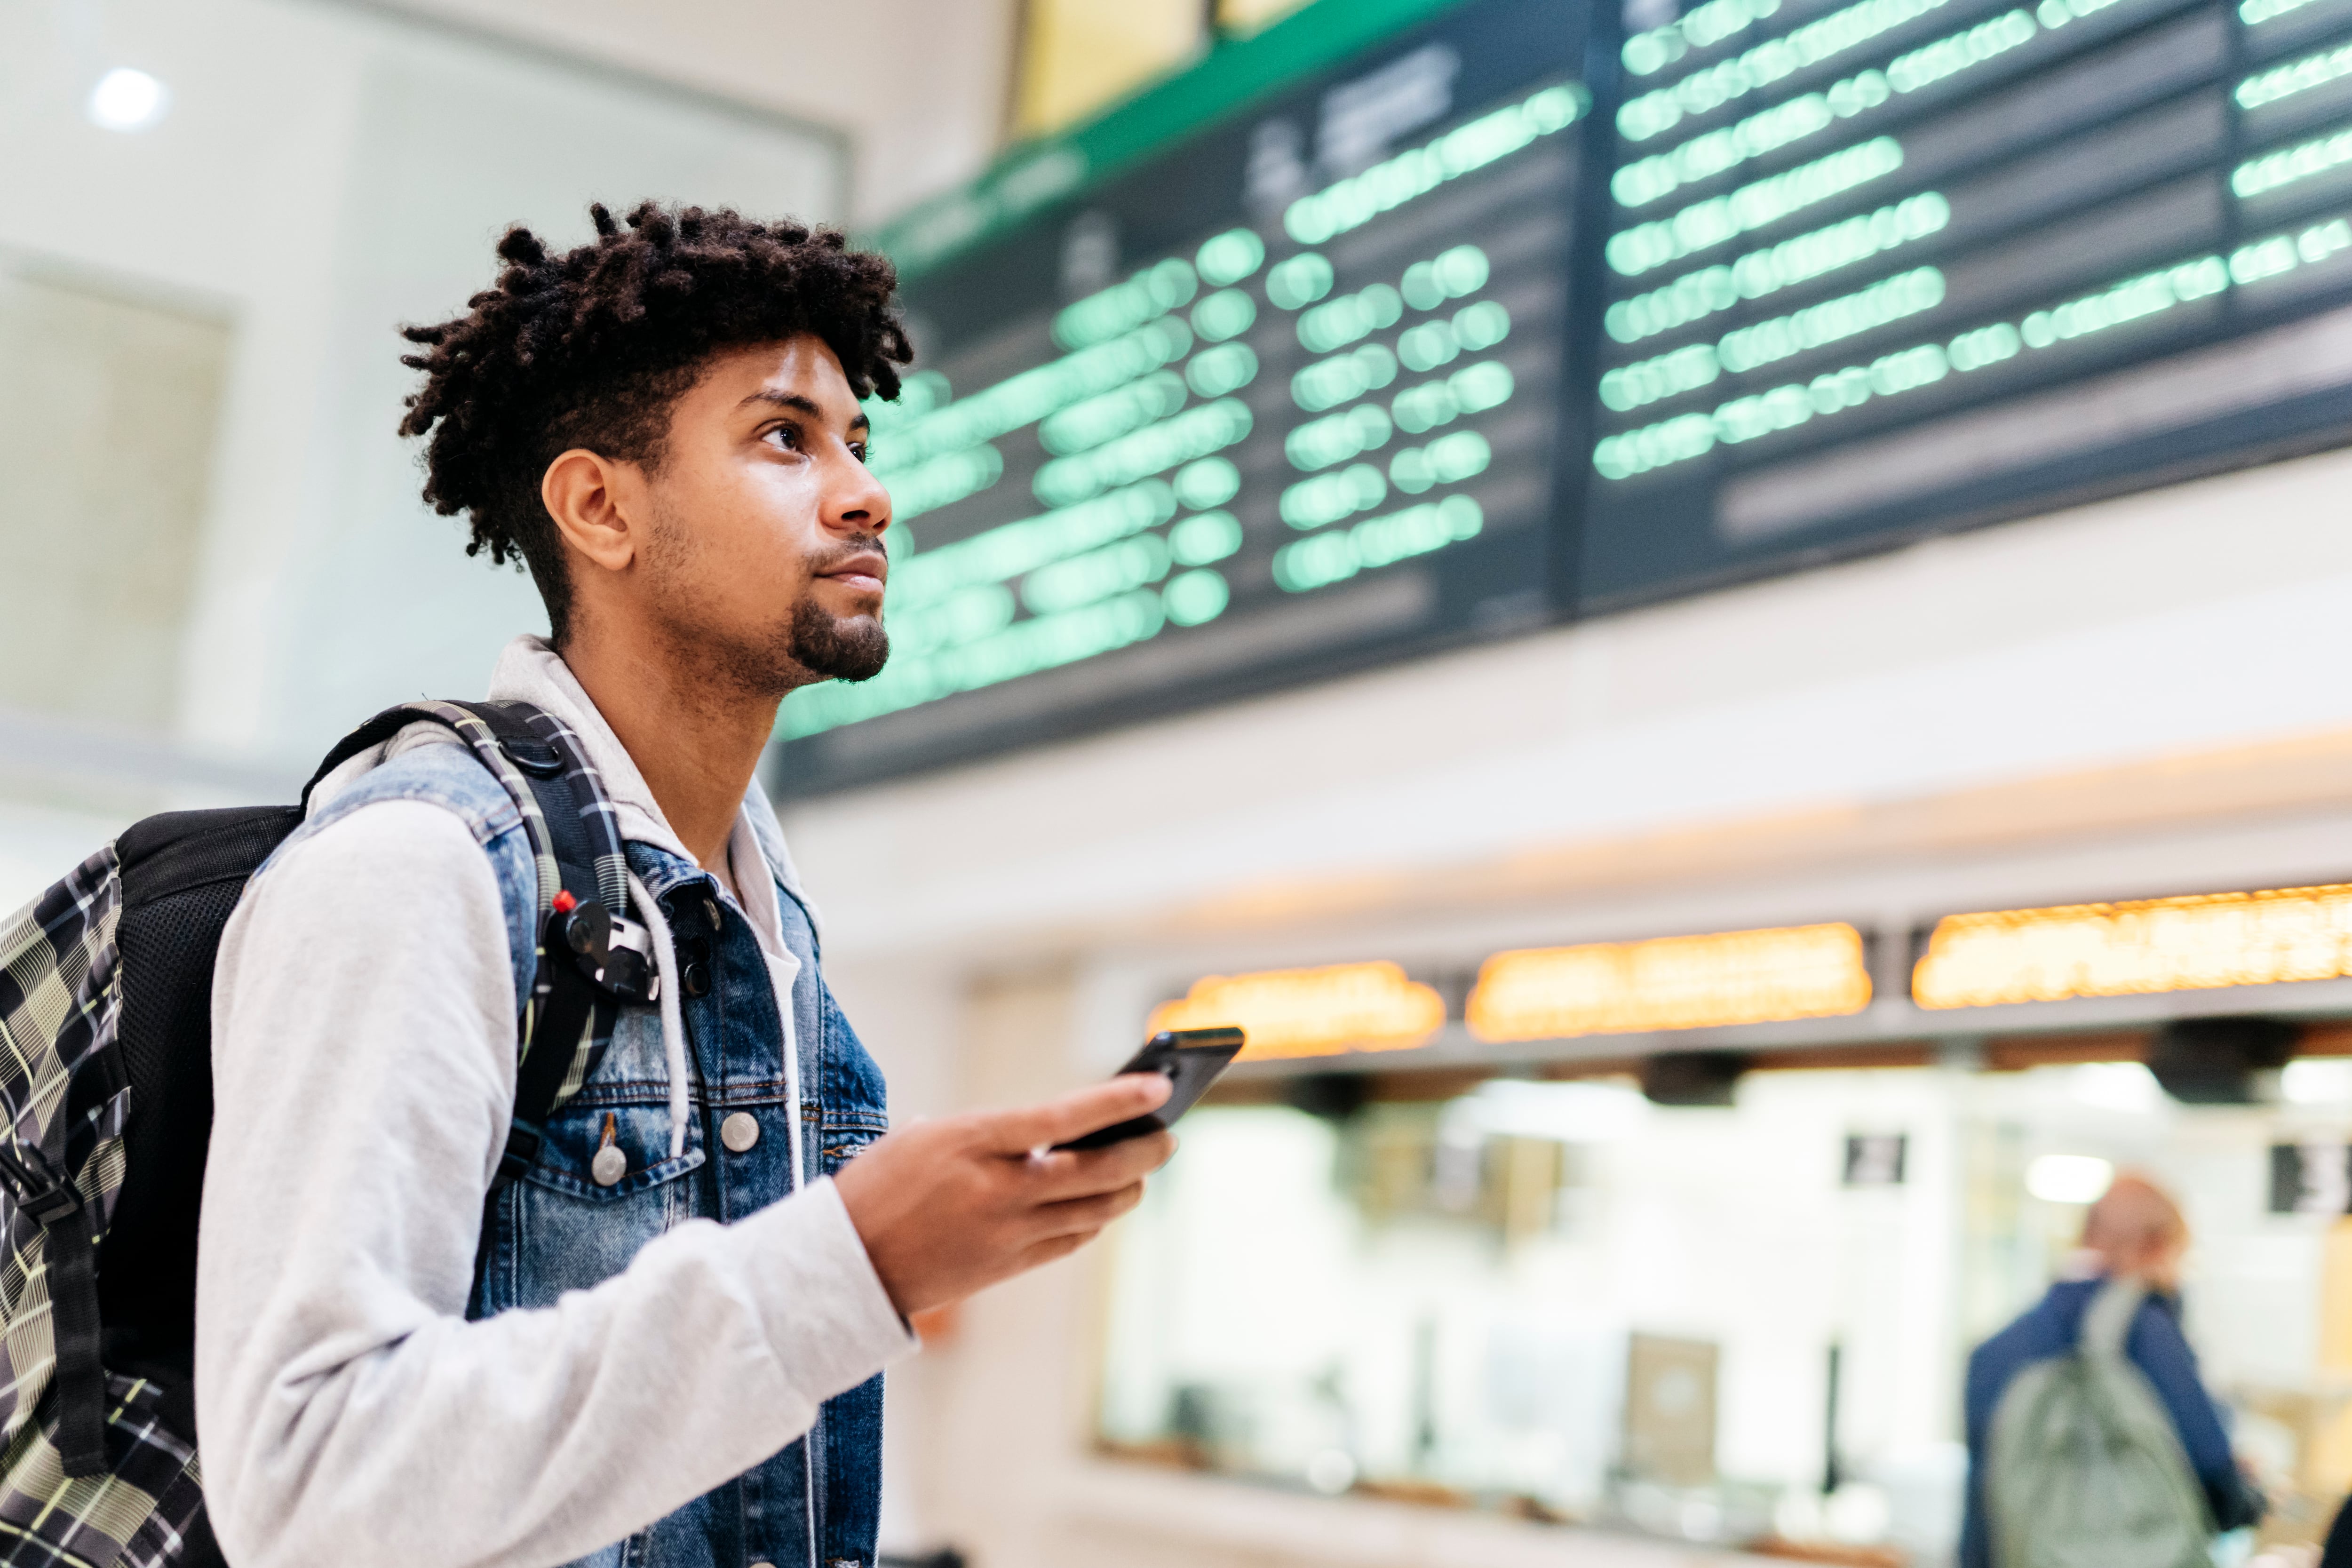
left=541, top=448, right=642, bottom=574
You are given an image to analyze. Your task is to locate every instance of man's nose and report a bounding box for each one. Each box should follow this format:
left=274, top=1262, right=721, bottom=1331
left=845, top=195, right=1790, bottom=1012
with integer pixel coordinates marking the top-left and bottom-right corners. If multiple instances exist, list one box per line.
left=831, top=454, right=890, bottom=533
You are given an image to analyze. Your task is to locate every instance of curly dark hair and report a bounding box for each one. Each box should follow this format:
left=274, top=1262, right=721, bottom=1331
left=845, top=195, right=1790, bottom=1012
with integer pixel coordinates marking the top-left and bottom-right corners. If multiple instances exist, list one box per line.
left=397, top=200, right=912, bottom=643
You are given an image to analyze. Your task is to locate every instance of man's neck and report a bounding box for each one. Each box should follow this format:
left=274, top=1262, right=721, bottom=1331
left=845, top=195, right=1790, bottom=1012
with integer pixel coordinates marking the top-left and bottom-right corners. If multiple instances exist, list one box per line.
left=556, top=630, right=779, bottom=875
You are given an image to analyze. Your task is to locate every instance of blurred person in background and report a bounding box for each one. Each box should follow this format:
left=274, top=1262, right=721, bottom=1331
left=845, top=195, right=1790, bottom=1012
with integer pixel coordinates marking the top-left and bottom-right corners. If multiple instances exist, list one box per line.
left=193, top=202, right=1174, bottom=1568
left=1957, top=1171, right=2265, bottom=1568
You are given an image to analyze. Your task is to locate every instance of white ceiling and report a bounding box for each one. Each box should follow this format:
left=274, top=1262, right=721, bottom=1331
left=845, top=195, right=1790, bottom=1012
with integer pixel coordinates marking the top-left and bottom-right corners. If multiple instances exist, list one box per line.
left=351, top=0, right=1024, bottom=225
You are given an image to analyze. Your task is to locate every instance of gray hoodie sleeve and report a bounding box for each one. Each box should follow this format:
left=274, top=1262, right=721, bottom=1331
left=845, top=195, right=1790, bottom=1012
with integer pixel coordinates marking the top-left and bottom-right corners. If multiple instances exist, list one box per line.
left=196, top=799, right=913, bottom=1568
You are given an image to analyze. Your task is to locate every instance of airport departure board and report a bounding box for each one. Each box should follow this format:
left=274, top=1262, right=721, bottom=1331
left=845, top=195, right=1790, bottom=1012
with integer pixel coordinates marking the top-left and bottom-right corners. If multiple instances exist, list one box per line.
left=1582, top=0, right=2352, bottom=604
left=778, top=0, right=2352, bottom=791
left=776, top=0, right=1596, bottom=791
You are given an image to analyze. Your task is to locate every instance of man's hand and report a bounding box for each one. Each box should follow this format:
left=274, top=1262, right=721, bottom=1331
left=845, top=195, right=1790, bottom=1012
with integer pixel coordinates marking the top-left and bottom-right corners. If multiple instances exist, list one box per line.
left=833, top=1075, right=1177, bottom=1319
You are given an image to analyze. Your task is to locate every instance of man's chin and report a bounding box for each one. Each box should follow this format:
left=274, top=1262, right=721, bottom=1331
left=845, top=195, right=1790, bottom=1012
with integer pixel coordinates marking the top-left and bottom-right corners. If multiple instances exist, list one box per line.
left=823, top=641, right=890, bottom=685
left=787, top=607, right=890, bottom=684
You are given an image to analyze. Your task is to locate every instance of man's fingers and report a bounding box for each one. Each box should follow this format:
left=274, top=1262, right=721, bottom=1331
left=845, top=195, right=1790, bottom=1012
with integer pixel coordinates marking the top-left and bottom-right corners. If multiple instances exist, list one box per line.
left=1017, top=1232, right=1093, bottom=1272
left=985, top=1074, right=1172, bottom=1154
left=1029, top=1181, right=1147, bottom=1240
left=1021, top=1130, right=1175, bottom=1201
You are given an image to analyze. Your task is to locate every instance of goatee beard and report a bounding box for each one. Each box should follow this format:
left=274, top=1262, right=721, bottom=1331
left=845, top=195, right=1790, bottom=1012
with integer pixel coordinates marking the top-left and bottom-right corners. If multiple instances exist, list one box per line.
left=787, top=595, right=890, bottom=683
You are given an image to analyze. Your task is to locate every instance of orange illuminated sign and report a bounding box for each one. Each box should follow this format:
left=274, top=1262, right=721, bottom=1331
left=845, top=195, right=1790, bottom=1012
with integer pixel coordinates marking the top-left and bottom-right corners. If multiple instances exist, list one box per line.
left=1147, top=961, right=1444, bottom=1061
left=1913, top=883, right=2352, bottom=1009
left=1466, top=923, right=1872, bottom=1042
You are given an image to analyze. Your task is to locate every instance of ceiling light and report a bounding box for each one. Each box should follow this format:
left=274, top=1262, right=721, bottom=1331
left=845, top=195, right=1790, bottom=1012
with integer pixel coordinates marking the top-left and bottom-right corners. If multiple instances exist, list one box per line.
left=1445, top=1078, right=1653, bottom=1143
left=2283, top=1059, right=2352, bottom=1105
left=2026, top=1153, right=2114, bottom=1205
left=2068, top=1062, right=2165, bottom=1114
left=89, top=68, right=169, bottom=133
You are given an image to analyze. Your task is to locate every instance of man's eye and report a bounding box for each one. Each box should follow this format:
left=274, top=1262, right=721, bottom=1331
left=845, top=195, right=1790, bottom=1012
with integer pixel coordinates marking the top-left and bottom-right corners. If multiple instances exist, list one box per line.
left=851, top=442, right=870, bottom=464
left=767, top=423, right=804, bottom=451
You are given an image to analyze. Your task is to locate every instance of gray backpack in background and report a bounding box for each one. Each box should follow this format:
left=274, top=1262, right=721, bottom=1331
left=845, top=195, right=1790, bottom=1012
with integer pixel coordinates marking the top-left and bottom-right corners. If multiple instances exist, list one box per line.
left=1985, top=1279, right=2214, bottom=1568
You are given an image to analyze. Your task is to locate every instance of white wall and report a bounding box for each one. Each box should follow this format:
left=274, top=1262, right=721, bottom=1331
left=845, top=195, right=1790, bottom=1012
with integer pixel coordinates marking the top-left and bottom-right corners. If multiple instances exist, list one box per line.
left=359, top=0, right=1024, bottom=226
left=0, top=0, right=844, bottom=907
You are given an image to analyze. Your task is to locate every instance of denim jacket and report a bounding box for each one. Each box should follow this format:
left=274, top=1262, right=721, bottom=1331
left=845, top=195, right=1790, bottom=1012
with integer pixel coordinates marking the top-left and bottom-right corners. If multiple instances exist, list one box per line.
left=284, top=737, right=889, bottom=1568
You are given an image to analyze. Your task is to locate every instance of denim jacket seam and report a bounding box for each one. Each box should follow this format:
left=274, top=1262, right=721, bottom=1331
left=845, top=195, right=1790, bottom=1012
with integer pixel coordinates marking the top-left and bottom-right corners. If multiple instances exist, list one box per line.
left=559, top=1078, right=815, bottom=1106
left=252, top=751, right=540, bottom=1017
left=274, top=753, right=525, bottom=857
left=520, top=1145, right=707, bottom=1201
left=255, top=787, right=516, bottom=883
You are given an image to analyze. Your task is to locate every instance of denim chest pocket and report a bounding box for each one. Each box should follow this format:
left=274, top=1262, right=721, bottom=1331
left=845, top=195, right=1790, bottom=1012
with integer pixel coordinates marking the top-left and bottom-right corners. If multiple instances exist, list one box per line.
left=481, top=1100, right=707, bottom=1313
left=475, top=1006, right=709, bottom=1316
left=522, top=1098, right=706, bottom=1200
left=532, top=1006, right=706, bottom=1203
left=524, top=1002, right=704, bottom=1198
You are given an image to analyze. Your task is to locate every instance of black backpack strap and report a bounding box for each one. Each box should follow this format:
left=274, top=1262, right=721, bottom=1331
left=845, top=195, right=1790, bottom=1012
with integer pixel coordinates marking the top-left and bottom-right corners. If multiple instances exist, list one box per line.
left=0, top=1141, right=105, bottom=1474
left=439, top=702, right=652, bottom=1180
left=301, top=699, right=625, bottom=906
left=301, top=700, right=655, bottom=1183
left=299, top=707, right=441, bottom=808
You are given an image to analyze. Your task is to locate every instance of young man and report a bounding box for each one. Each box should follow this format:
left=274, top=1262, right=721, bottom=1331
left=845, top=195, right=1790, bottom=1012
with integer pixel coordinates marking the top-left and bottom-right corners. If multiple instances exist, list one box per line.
left=194, top=203, right=1174, bottom=1568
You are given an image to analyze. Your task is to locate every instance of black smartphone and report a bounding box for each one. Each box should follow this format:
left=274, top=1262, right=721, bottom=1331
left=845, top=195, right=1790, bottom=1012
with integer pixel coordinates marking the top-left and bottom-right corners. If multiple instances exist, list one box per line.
left=1053, top=1026, right=1247, bottom=1150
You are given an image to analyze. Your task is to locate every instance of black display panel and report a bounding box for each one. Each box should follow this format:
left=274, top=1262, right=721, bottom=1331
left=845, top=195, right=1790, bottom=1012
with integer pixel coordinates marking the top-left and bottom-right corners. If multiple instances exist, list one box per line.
left=776, top=0, right=1597, bottom=792
left=1581, top=0, right=2352, bottom=606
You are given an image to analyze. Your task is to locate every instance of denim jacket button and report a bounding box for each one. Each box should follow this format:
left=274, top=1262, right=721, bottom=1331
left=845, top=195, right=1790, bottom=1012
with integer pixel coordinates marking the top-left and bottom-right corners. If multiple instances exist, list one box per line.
left=590, top=1145, right=627, bottom=1187
left=748, top=1561, right=777, bottom=1568
left=721, top=1111, right=761, bottom=1153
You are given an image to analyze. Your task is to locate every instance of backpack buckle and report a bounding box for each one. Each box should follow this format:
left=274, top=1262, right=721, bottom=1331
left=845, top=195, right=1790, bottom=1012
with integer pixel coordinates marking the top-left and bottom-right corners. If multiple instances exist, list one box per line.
left=0, top=1143, right=81, bottom=1226
left=548, top=899, right=660, bottom=1005
left=599, top=914, right=659, bottom=1004
left=496, top=1120, right=545, bottom=1186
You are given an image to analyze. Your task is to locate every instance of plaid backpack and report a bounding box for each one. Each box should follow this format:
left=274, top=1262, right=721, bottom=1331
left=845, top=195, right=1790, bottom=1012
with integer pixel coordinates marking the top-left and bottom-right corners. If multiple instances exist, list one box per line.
left=0, top=699, right=659, bottom=1568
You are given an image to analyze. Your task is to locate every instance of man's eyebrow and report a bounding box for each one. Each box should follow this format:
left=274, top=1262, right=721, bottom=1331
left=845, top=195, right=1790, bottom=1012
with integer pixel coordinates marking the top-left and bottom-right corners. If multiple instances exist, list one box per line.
left=737, top=389, right=824, bottom=418
left=737, top=388, right=871, bottom=437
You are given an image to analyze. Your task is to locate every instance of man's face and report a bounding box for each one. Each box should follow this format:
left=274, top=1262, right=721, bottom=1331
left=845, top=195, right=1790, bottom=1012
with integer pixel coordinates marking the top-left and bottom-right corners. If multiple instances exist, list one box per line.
left=635, top=334, right=892, bottom=693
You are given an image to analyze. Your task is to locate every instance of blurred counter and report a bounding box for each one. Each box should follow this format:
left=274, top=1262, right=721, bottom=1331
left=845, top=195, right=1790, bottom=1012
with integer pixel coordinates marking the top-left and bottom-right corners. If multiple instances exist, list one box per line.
left=1024, top=1457, right=1801, bottom=1568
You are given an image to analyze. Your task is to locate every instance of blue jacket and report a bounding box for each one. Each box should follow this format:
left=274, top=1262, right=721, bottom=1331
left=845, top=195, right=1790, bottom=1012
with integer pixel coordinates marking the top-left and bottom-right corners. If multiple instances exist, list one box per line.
left=1959, top=1279, right=2261, bottom=1568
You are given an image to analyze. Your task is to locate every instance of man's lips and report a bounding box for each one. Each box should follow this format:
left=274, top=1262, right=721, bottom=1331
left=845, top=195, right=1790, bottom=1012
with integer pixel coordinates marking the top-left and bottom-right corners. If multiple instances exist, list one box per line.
left=816, top=554, right=888, bottom=596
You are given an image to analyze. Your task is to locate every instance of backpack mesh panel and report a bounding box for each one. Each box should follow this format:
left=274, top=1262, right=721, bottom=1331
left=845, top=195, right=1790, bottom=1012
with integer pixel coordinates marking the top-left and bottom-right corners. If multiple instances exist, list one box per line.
left=100, top=808, right=301, bottom=1429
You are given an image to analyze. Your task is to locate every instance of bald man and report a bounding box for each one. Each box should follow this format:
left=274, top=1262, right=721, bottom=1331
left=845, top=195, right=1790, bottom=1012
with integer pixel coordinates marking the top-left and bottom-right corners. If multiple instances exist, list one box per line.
left=1957, top=1173, right=2263, bottom=1568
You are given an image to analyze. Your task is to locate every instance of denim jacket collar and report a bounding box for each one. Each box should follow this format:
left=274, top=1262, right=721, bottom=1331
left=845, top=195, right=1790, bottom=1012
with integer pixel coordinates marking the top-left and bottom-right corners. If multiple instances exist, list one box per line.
left=484, top=634, right=823, bottom=946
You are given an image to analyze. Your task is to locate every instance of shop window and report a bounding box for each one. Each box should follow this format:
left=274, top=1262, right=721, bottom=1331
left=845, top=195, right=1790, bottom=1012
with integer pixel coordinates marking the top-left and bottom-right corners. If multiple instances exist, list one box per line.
left=1097, top=1059, right=2352, bottom=1557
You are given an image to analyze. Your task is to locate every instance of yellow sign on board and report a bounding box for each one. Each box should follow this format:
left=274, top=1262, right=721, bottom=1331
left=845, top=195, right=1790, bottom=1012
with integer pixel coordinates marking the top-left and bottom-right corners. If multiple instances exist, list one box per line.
left=1913, top=883, right=2352, bottom=1009
left=1147, top=961, right=1444, bottom=1061
left=1466, top=923, right=1873, bottom=1042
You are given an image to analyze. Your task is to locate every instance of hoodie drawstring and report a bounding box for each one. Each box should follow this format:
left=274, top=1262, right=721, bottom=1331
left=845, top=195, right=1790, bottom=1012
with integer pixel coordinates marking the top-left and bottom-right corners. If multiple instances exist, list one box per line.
left=761, top=952, right=809, bottom=1191
left=627, top=873, right=694, bottom=1160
